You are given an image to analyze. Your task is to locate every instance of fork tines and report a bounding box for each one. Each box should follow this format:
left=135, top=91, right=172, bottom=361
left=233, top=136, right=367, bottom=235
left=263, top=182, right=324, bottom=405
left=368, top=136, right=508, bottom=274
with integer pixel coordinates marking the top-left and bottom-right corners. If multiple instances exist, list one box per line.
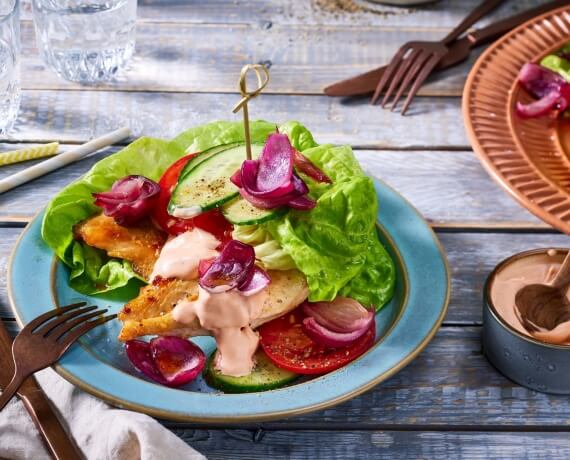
left=371, top=44, right=440, bottom=115
left=28, top=302, right=116, bottom=342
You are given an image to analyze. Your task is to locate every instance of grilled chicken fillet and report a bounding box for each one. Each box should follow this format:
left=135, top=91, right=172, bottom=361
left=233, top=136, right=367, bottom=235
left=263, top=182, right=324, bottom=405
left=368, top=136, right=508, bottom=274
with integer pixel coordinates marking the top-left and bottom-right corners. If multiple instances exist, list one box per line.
left=118, top=270, right=308, bottom=341
left=74, top=213, right=308, bottom=342
left=74, top=214, right=166, bottom=280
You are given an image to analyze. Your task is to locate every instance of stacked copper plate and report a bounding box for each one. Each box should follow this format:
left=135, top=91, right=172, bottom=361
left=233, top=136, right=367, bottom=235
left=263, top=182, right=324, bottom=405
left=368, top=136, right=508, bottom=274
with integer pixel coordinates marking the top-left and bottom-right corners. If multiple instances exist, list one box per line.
left=463, top=5, right=570, bottom=233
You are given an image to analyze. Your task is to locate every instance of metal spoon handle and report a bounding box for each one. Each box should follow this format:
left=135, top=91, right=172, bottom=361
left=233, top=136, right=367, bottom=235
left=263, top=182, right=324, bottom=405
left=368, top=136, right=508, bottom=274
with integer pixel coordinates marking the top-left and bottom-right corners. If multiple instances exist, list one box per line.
left=551, top=252, right=570, bottom=289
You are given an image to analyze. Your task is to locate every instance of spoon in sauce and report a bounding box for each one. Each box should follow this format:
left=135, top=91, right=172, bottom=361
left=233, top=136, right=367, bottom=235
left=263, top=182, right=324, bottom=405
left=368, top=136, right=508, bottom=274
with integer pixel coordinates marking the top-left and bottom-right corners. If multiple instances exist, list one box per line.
left=515, top=251, right=570, bottom=334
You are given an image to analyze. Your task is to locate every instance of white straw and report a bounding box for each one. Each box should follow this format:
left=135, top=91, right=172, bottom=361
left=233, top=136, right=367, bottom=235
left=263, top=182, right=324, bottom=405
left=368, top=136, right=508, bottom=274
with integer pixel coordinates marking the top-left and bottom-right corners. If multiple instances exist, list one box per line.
left=0, top=127, right=131, bottom=194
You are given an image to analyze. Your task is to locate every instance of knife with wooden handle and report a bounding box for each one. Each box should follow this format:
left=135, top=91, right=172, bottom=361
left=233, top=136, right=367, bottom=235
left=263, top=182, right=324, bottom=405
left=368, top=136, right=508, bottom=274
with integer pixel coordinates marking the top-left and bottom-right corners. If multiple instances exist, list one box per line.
left=0, top=320, right=83, bottom=460
left=324, top=0, right=570, bottom=97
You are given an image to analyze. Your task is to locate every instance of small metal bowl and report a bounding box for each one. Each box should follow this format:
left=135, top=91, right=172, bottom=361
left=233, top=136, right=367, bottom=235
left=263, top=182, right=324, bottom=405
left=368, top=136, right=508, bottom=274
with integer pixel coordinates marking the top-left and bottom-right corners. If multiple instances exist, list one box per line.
left=483, top=248, right=570, bottom=394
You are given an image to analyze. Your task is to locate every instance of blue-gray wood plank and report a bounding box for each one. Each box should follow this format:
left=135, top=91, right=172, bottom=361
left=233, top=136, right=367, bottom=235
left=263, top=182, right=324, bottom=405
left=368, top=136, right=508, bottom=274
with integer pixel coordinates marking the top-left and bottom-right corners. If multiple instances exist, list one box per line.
left=2, top=0, right=565, bottom=457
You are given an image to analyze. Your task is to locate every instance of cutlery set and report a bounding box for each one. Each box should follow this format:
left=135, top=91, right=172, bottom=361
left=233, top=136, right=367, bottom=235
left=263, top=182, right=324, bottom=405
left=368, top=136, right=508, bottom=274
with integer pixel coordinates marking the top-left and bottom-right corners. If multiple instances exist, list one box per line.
left=0, top=304, right=114, bottom=459
left=325, top=0, right=570, bottom=113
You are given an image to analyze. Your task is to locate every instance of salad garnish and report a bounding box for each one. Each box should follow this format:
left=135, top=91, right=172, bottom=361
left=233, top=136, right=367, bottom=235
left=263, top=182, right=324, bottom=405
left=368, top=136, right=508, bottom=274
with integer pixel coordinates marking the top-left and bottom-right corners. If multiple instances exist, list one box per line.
left=237, top=266, right=272, bottom=296
left=293, top=149, right=332, bottom=184
left=302, top=298, right=374, bottom=348
left=303, top=298, right=374, bottom=333
left=151, top=152, right=234, bottom=243
left=516, top=44, right=570, bottom=119
left=92, top=175, right=160, bottom=226
left=259, top=308, right=376, bottom=375
left=42, top=120, right=396, bottom=392
left=198, top=239, right=270, bottom=294
left=125, top=336, right=206, bottom=387
left=231, top=133, right=317, bottom=210
left=516, top=63, right=570, bottom=119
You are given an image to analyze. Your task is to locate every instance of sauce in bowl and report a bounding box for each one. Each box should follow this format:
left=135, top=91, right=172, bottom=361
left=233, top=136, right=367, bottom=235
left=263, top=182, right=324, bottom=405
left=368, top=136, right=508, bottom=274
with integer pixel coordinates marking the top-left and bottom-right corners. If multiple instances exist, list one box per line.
left=489, top=249, right=570, bottom=345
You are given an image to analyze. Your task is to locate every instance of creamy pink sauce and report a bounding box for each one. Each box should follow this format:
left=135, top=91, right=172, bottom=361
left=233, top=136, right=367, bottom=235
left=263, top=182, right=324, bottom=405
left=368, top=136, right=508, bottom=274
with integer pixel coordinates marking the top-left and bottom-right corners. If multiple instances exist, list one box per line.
left=173, top=287, right=268, bottom=376
left=150, top=228, right=268, bottom=376
left=150, top=228, right=219, bottom=281
left=490, top=250, right=570, bottom=345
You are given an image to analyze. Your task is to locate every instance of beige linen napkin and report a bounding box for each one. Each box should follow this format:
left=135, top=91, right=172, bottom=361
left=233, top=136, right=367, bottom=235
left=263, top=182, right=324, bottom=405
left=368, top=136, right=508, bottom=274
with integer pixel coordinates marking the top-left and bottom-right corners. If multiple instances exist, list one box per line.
left=0, top=368, right=205, bottom=460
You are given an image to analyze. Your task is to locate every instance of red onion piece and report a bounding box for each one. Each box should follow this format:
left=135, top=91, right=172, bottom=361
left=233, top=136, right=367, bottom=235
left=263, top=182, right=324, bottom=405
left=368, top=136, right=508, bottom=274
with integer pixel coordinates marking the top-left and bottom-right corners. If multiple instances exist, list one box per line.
left=238, top=266, right=271, bottom=296
left=237, top=170, right=313, bottom=209
left=199, top=240, right=256, bottom=293
left=287, top=195, right=316, bottom=210
left=302, top=315, right=375, bottom=348
left=231, top=134, right=317, bottom=211
left=516, top=91, right=566, bottom=119
left=93, top=175, right=160, bottom=226
left=125, top=340, right=168, bottom=385
left=230, top=168, right=243, bottom=188
left=238, top=188, right=283, bottom=209
left=303, top=298, right=374, bottom=333
left=291, top=172, right=309, bottom=195
left=237, top=186, right=302, bottom=209
left=198, top=257, right=215, bottom=278
left=516, top=63, right=570, bottom=119
left=519, top=63, right=566, bottom=98
left=293, top=150, right=332, bottom=184
left=150, top=336, right=206, bottom=386
left=240, top=159, right=295, bottom=199
left=256, top=133, right=294, bottom=194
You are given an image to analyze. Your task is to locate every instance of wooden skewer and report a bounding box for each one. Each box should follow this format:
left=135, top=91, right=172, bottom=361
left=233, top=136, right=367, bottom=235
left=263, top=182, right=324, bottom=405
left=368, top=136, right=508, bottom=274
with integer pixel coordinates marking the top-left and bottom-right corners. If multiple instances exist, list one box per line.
left=0, top=127, right=131, bottom=194
left=232, top=64, right=270, bottom=160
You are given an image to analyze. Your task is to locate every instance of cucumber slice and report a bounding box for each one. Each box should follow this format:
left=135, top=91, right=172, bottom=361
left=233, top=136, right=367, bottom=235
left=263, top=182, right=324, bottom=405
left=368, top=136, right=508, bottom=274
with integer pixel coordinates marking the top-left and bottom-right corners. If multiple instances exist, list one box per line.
left=168, top=144, right=263, bottom=218
left=205, top=349, right=298, bottom=393
left=222, top=197, right=285, bottom=225
left=178, top=144, right=239, bottom=182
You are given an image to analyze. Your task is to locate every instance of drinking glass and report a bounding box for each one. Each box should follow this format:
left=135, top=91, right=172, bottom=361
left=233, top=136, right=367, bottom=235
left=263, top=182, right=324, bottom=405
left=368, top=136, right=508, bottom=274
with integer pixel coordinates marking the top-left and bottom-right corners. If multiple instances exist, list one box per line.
left=31, top=0, right=137, bottom=84
left=0, top=0, right=20, bottom=134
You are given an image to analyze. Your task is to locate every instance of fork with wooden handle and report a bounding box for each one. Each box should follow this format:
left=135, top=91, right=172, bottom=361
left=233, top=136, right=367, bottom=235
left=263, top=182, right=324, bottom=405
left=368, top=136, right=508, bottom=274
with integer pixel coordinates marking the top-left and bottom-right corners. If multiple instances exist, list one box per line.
left=0, top=302, right=116, bottom=411
left=324, top=0, right=570, bottom=99
left=0, top=319, right=84, bottom=459
left=371, top=0, right=505, bottom=114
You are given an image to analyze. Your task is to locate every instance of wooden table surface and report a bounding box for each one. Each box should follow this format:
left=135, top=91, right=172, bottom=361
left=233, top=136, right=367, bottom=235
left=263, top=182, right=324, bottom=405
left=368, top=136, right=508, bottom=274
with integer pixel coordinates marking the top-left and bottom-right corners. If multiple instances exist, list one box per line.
left=2, top=1, right=569, bottom=458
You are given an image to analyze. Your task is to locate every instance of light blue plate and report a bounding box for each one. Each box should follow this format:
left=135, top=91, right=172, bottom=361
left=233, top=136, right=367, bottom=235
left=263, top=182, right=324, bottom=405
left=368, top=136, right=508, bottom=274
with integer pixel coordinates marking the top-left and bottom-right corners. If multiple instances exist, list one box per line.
left=8, top=179, right=449, bottom=422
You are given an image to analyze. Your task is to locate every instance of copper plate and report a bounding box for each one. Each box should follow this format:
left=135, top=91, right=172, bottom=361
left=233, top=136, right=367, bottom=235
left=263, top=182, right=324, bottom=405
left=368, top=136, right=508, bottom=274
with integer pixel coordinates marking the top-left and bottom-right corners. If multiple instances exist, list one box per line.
left=463, top=5, right=570, bottom=233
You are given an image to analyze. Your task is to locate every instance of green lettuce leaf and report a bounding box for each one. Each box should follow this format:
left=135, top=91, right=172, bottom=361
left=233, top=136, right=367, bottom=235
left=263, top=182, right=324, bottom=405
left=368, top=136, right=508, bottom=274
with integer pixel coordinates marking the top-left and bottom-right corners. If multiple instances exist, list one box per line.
left=540, top=44, right=570, bottom=82
left=232, top=225, right=296, bottom=270
left=42, top=119, right=395, bottom=309
left=41, top=120, right=314, bottom=295
left=263, top=144, right=395, bottom=309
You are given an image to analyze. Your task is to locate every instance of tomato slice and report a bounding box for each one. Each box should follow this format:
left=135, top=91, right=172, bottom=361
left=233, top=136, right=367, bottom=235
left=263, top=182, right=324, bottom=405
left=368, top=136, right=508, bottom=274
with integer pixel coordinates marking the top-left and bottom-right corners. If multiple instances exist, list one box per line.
left=151, top=153, right=233, bottom=244
left=258, top=308, right=376, bottom=375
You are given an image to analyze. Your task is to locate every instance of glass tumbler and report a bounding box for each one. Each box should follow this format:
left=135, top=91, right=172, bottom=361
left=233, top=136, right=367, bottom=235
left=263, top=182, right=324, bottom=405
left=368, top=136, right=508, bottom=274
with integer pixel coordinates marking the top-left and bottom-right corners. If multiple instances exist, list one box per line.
left=0, top=0, right=20, bottom=134
left=31, top=0, right=137, bottom=84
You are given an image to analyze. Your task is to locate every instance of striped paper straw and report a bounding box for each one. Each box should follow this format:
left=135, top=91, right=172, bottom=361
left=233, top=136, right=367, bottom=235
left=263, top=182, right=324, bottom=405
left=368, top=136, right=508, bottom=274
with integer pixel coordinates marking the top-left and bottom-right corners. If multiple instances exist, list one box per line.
left=0, top=142, right=60, bottom=166
left=0, top=127, right=131, bottom=194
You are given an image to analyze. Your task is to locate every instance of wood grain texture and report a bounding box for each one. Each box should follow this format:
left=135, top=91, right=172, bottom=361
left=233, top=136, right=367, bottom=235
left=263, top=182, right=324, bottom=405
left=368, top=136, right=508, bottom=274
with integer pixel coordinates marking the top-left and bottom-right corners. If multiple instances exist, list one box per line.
left=7, top=0, right=570, bottom=451
left=172, top=429, right=570, bottom=460
left=133, top=0, right=543, bottom=28
left=157, top=327, right=570, bottom=427
left=2, top=227, right=568, bottom=324
left=0, top=147, right=541, bottom=225
left=3, top=288, right=570, bottom=429
left=4, top=225, right=570, bottom=427
left=3, top=90, right=469, bottom=147
left=18, top=20, right=477, bottom=96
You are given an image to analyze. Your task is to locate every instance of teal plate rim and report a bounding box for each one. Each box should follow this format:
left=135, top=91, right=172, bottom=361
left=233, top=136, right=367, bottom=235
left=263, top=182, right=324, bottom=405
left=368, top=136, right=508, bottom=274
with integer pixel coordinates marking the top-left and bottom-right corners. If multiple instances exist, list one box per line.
left=8, top=178, right=450, bottom=422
